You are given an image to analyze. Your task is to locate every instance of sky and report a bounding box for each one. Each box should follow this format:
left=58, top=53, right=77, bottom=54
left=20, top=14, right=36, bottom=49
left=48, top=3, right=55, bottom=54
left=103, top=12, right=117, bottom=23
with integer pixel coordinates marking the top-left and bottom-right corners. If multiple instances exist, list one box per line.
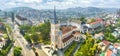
left=0, top=0, right=120, bottom=10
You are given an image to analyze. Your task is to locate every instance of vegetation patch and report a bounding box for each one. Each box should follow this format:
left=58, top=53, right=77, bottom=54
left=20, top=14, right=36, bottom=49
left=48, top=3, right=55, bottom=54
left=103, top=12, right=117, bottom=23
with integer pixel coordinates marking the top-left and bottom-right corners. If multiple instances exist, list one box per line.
left=74, top=34, right=98, bottom=56
left=20, top=21, right=51, bottom=44
left=64, top=41, right=77, bottom=56
left=0, top=39, right=13, bottom=56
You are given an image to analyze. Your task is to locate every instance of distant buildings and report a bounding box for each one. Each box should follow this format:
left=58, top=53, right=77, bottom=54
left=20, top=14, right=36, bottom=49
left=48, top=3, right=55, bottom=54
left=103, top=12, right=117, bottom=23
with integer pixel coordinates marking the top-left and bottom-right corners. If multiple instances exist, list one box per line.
left=15, top=15, right=32, bottom=25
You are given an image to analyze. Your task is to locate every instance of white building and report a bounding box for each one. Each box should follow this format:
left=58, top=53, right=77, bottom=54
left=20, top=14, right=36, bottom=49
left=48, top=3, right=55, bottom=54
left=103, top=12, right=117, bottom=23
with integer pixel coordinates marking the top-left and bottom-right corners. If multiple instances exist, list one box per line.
left=81, top=18, right=105, bottom=33
left=94, top=32, right=104, bottom=40
left=112, top=27, right=120, bottom=38
left=0, top=33, right=6, bottom=50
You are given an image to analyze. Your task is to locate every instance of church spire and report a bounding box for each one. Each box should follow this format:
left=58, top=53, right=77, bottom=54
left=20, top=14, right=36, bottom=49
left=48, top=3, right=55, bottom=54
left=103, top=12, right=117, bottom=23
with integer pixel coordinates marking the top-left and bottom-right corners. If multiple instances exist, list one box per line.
left=54, top=6, right=57, bottom=24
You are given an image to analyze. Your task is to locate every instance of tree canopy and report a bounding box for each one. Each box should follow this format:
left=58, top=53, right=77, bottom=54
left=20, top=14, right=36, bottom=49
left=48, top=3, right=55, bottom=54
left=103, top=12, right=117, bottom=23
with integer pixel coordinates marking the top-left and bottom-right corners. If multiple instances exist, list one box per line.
left=20, top=21, right=51, bottom=44
left=14, top=46, right=22, bottom=56
left=75, top=34, right=98, bottom=56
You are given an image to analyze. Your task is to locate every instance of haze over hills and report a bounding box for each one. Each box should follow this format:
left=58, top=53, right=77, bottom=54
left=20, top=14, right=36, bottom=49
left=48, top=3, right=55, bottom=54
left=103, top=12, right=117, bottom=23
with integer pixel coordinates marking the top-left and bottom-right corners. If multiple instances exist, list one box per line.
left=0, top=7, right=119, bottom=19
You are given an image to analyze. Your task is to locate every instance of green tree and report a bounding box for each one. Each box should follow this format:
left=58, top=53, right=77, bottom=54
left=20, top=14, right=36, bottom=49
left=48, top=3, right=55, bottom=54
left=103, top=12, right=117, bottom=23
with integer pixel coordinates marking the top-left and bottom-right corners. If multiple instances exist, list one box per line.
left=30, top=33, right=40, bottom=43
left=24, top=33, right=32, bottom=43
left=14, top=46, right=22, bottom=56
left=75, top=34, right=97, bottom=56
left=91, top=19, right=95, bottom=22
left=80, top=17, right=86, bottom=22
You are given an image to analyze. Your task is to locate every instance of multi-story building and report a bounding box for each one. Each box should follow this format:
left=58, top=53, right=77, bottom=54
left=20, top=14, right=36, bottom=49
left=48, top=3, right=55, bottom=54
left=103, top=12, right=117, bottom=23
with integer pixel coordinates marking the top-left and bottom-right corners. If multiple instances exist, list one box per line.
left=81, top=18, right=105, bottom=33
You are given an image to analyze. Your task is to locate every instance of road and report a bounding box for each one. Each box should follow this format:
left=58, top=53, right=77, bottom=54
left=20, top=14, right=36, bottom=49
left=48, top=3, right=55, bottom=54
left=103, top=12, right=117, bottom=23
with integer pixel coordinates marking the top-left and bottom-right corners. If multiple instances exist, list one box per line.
left=35, top=48, right=48, bottom=56
left=6, top=17, right=50, bottom=56
left=6, top=17, right=35, bottom=56
left=13, top=23, right=35, bottom=56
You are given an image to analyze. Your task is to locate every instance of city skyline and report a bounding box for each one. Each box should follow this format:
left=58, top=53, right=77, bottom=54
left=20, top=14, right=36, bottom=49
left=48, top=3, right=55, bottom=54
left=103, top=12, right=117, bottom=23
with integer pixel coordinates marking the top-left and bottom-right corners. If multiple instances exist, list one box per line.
left=0, top=0, right=120, bottom=10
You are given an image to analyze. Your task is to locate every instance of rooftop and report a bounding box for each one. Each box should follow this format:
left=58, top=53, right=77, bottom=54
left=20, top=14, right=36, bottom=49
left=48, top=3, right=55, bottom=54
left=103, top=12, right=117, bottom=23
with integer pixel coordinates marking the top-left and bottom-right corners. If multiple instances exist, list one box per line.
left=73, top=31, right=81, bottom=35
left=106, top=49, right=113, bottom=56
left=60, top=25, right=77, bottom=34
left=71, top=20, right=81, bottom=24
left=62, top=35, right=73, bottom=43
left=89, top=18, right=103, bottom=24
left=94, top=32, right=104, bottom=38
left=102, top=40, right=110, bottom=46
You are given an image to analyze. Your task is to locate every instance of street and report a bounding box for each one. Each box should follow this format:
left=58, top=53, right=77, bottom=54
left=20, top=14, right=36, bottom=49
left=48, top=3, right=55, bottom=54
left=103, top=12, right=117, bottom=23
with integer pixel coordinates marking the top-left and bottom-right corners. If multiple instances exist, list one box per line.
left=13, top=23, right=35, bottom=56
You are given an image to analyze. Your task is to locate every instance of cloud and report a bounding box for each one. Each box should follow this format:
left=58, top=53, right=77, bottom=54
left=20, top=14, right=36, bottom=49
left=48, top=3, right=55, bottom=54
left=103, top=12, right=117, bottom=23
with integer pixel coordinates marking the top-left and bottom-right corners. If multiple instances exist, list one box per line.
left=15, top=0, right=42, bottom=3
left=0, top=0, right=120, bottom=10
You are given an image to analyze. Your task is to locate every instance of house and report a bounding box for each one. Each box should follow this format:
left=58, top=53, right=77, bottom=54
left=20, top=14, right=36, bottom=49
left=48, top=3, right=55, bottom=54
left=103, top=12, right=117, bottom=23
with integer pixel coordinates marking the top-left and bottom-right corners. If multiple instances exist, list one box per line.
left=105, top=44, right=119, bottom=56
left=106, top=49, right=113, bottom=56
left=112, top=27, right=120, bottom=38
left=102, top=40, right=110, bottom=46
left=99, top=40, right=110, bottom=51
left=94, top=32, right=104, bottom=40
left=89, top=18, right=104, bottom=29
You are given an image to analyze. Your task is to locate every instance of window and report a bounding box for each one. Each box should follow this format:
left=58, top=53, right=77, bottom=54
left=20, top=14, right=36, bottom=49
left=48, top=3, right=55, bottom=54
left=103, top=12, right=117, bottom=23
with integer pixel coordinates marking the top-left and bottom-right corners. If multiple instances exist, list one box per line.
left=64, top=43, right=66, bottom=46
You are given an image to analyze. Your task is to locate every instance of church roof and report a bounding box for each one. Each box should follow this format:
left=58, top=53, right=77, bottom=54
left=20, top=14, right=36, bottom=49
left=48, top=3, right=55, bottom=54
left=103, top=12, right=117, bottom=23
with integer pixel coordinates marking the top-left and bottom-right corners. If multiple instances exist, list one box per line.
left=60, top=25, right=77, bottom=34
left=62, top=35, right=73, bottom=43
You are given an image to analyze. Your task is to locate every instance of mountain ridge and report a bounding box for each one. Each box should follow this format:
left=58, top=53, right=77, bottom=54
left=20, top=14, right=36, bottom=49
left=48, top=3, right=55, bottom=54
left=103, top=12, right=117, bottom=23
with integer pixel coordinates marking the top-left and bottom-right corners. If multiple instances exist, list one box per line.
left=2, top=7, right=119, bottom=19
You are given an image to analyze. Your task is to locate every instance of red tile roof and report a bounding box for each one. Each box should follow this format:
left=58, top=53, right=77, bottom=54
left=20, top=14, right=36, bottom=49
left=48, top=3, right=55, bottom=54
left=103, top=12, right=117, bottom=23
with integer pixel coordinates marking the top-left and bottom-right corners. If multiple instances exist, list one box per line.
left=62, top=35, right=73, bottom=43
left=90, top=21, right=99, bottom=24
left=106, top=49, right=112, bottom=56
left=95, top=18, right=103, bottom=21
left=90, top=18, right=103, bottom=24
left=102, top=40, right=110, bottom=46
left=61, top=26, right=77, bottom=34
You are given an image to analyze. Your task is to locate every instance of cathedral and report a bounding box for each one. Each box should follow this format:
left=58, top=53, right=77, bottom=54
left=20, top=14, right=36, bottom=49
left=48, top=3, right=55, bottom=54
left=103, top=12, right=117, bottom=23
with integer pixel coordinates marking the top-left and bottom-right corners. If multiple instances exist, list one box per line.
left=50, top=7, right=82, bottom=51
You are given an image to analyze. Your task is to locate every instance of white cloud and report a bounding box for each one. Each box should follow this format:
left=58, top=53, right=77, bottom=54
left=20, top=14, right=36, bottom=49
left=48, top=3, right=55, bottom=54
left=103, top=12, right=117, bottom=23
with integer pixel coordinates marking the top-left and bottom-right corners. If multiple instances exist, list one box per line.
left=16, top=0, right=42, bottom=3
left=0, top=0, right=120, bottom=10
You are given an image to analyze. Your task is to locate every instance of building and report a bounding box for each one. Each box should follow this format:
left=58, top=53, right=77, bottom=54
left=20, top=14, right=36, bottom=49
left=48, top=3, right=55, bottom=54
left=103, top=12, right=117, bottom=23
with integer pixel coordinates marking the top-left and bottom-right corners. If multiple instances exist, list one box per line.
left=0, top=32, right=6, bottom=50
left=94, top=32, right=104, bottom=40
left=50, top=7, right=82, bottom=50
left=81, top=18, right=105, bottom=33
left=112, top=27, right=120, bottom=38
left=99, top=40, right=110, bottom=51
left=15, top=15, right=32, bottom=26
